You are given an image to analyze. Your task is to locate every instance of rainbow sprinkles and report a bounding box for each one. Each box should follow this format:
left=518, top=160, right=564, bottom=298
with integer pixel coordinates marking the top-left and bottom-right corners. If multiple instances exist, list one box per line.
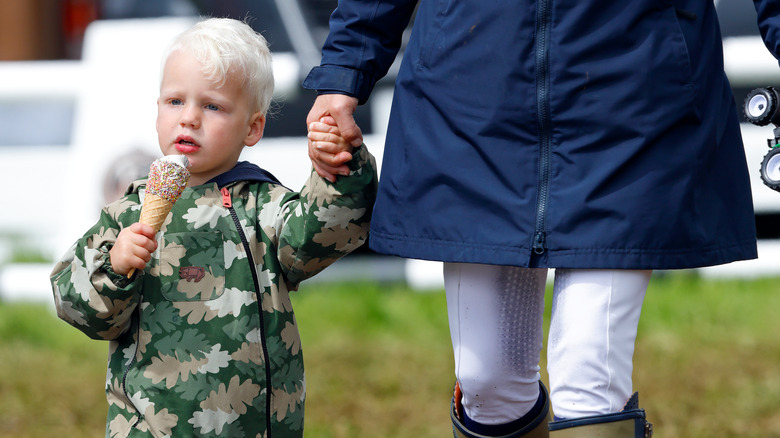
left=146, top=155, right=191, bottom=202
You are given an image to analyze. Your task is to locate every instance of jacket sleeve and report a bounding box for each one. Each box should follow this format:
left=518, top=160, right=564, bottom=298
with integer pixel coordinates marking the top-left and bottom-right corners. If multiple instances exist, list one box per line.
left=276, top=144, right=378, bottom=287
left=755, top=0, right=780, bottom=61
left=301, top=0, right=419, bottom=103
left=50, top=198, right=144, bottom=341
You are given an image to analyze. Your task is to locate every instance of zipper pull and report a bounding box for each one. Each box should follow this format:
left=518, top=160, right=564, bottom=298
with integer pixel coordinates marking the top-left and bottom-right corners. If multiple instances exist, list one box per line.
left=533, top=231, right=546, bottom=255
left=221, top=187, right=232, bottom=208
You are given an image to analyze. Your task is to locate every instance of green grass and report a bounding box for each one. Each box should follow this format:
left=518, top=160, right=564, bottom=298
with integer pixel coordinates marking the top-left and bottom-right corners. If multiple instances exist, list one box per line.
left=633, top=273, right=780, bottom=437
left=3, top=272, right=780, bottom=437
left=0, top=303, right=108, bottom=437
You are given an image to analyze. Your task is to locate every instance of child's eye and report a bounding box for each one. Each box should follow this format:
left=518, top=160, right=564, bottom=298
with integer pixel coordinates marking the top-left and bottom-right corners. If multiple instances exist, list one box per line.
left=170, top=98, right=183, bottom=106
left=205, top=103, right=220, bottom=111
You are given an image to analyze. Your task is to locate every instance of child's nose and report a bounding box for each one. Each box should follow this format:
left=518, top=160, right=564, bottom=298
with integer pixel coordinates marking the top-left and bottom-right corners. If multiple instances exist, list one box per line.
left=180, top=105, right=200, bottom=128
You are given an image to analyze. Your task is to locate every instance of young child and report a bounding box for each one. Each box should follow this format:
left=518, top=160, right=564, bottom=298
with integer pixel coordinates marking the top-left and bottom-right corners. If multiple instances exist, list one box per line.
left=50, top=18, right=377, bottom=438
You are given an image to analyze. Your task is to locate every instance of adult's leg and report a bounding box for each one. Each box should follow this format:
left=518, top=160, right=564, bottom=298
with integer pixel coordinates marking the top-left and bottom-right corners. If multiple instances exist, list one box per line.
left=547, top=269, right=653, bottom=437
left=445, top=262, right=549, bottom=436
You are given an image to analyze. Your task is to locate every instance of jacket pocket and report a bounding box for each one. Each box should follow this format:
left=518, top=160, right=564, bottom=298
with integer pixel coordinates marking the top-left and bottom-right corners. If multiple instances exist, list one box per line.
left=662, top=5, right=695, bottom=87
left=157, top=231, right=225, bottom=301
left=415, top=0, right=453, bottom=68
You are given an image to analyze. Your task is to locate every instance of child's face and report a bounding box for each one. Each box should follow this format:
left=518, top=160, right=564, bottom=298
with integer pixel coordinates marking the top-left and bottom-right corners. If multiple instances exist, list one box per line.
left=156, top=50, right=265, bottom=186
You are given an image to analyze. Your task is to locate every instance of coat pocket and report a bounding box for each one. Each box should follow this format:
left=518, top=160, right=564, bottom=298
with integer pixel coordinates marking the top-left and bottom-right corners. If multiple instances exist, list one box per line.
left=414, top=0, right=453, bottom=68
left=662, top=5, right=695, bottom=87
left=156, top=231, right=226, bottom=301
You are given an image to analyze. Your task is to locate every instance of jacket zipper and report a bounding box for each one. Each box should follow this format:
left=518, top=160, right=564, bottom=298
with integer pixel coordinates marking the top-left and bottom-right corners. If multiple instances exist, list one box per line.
left=222, top=187, right=274, bottom=438
left=533, top=0, right=553, bottom=256
left=122, top=308, right=143, bottom=427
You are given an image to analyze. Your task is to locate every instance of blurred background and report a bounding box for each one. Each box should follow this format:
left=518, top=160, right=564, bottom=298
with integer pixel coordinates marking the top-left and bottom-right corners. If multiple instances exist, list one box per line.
left=0, top=0, right=417, bottom=301
left=1, top=0, right=779, bottom=293
left=1, top=1, right=780, bottom=436
left=1, top=0, right=779, bottom=301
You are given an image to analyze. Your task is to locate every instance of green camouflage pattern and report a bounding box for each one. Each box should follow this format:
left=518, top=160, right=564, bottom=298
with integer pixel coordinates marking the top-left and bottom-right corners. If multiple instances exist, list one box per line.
left=51, top=146, right=377, bottom=437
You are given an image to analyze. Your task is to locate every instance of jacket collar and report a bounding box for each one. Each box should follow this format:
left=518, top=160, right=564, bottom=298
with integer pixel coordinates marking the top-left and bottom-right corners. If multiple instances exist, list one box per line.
left=206, top=161, right=282, bottom=188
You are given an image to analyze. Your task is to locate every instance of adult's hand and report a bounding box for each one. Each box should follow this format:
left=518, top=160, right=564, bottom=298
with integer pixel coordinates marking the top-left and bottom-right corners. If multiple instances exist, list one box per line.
left=306, top=94, right=362, bottom=182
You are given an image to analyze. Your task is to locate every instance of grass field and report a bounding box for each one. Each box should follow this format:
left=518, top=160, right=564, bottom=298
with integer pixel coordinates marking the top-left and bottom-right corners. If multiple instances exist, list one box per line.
left=2, top=271, right=779, bottom=437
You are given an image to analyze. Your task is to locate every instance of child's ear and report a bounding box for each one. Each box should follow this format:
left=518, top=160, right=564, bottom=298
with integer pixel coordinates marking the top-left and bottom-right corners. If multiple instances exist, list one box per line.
left=245, top=112, right=265, bottom=146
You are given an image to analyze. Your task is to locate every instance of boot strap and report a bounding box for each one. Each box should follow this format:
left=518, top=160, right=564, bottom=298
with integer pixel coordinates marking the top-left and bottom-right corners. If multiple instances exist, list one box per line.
left=453, top=381, right=463, bottom=421
left=549, top=409, right=653, bottom=438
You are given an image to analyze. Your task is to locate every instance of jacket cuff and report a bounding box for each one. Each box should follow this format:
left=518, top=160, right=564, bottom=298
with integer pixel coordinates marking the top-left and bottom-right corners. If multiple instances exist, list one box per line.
left=346, top=144, right=372, bottom=172
left=99, top=245, right=133, bottom=288
left=302, top=65, right=375, bottom=105
left=329, top=144, right=378, bottom=195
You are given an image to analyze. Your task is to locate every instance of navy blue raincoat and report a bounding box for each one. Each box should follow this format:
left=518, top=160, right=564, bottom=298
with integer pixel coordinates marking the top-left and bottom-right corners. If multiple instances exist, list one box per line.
left=304, top=0, right=778, bottom=269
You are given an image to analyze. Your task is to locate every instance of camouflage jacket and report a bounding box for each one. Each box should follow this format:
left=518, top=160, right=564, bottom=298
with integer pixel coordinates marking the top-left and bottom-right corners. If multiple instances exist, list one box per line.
left=50, top=146, right=377, bottom=438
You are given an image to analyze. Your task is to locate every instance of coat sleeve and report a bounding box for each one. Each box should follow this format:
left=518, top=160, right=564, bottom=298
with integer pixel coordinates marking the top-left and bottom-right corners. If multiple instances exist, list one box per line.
left=755, top=0, right=780, bottom=61
left=275, top=144, right=378, bottom=287
left=302, top=0, right=419, bottom=103
left=50, top=199, right=144, bottom=341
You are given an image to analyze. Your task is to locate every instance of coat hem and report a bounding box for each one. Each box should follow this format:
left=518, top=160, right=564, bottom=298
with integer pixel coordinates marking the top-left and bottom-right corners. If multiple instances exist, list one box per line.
left=368, top=231, right=758, bottom=270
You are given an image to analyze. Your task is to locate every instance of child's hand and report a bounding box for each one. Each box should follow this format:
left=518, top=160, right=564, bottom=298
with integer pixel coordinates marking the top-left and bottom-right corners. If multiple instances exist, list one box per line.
left=308, top=116, right=355, bottom=182
left=109, top=223, right=158, bottom=276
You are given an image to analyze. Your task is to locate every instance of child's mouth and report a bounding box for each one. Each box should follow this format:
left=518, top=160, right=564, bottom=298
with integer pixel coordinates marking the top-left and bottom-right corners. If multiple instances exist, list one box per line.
left=175, top=137, right=199, bottom=153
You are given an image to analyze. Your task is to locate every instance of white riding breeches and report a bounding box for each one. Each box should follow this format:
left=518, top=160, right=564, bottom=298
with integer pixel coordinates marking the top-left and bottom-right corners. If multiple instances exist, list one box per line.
left=547, top=268, right=650, bottom=419
left=444, top=263, right=650, bottom=424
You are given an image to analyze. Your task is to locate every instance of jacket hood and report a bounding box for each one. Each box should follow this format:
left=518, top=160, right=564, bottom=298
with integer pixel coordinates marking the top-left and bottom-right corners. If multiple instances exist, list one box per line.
left=207, top=161, right=282, bottom=188
left=127, top=160, right=283, bottom=195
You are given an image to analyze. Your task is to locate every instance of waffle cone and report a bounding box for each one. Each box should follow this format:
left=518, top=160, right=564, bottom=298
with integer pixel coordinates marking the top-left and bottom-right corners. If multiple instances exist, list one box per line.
left=139, top=193, right=174, bottom=232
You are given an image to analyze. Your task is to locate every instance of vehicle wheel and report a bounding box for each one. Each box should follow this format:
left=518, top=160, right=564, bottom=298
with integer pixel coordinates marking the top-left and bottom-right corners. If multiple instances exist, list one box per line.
left=744, top=87, right=780, bottom=126
left=760, top=146, right=780, bottom=192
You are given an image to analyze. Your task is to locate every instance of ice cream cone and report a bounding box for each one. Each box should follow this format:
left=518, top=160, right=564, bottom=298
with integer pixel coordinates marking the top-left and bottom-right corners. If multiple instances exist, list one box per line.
left=139, top=193, right=175, bottom=232
left=127, top=155, right=190, bottom=278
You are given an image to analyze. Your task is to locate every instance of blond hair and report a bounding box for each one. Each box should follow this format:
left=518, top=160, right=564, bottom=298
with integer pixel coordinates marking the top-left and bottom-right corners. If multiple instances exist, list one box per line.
left=161, top=18, right=274, bottom=115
